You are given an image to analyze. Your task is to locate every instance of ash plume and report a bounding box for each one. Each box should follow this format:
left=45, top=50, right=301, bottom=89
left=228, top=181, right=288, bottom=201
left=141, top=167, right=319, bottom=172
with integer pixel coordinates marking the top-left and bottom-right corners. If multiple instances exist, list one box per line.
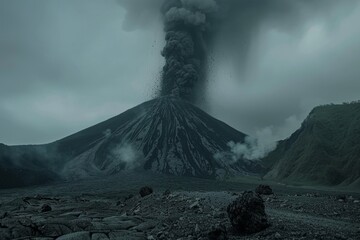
left=160, top=0, right=217, bottom=102
left=117, top=0, right=357, bottom=104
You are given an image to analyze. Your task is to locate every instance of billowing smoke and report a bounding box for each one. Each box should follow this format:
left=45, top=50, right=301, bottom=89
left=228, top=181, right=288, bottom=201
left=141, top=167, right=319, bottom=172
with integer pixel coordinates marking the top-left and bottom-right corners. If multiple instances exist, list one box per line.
left=118, top=0, right=356, bottom=104
left=160, top=0, right=217, bottom=102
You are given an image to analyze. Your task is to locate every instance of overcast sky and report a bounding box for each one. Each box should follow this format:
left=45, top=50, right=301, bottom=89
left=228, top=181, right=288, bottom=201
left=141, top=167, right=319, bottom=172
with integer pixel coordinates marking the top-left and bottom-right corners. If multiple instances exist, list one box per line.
left=1, top=0, right=360, bottom=145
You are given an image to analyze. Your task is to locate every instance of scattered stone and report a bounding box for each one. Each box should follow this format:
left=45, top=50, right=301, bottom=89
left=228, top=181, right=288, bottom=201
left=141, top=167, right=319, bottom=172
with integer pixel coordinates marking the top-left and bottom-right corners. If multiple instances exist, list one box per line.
left=0, top=212, right=8, bottom=219
left=335, top=233, right=347, bottom=240
left=57, top=231, right=90, bottom=240
left=227, top=191, right=269, bottom=234
left=336, top=195, right=347, bottom=202
left=139, top=186, right=153, bottom=197
left=133, top=207, right=141, bottom=214
left=213, top=211, right=226, bottom=219
left=208, top=224, right=228, bottom=240
left=194, top=224, right=200, bottom=233
left=163, top=189, right=171, bottom=196
left=60, top=211, right=82, bottom=217
left=1, top=181, right=359, bottom=240
left=274, top=232, right=282, bottom=239
left=333, top=212, right=340, bottom=216
left=255, top=185, right=273, bottom=195
left=41, top=204, right=52, bottom=212
left=108, top=231, right=146, bottom=240
left=133, top=221, right=157, bottom=231
left=189, top=201, right=200, bottom=210
left=92, top=233, right=109, bottom=240
left=354, top=200, right=360, bottom=203
left=125, top=194, right=135, bottom=201
left=313, top=192, right=321, bottom=197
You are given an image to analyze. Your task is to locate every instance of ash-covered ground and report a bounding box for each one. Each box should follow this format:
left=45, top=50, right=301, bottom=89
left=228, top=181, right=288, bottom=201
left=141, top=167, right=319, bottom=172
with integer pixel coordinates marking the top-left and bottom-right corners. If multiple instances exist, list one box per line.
left=0, top=172, right=359, bottom=240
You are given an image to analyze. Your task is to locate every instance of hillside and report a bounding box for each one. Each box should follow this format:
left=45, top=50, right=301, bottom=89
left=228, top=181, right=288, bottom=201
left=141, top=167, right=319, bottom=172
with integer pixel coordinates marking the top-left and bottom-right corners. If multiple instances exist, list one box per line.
left=0, top=143, right=59, bottom=188
left=263, top=102, right=360, bottom=187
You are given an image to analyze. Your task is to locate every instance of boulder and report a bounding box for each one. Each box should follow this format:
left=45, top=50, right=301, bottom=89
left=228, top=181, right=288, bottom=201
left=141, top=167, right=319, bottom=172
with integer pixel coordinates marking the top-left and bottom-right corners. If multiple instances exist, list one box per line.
left=255, top=185, right=273, bottom=195
left=41, top=204, right=52, bottom=212
left=57, top=231, right=90, bottom=240
left=336, top=194, right=347, bottom=202
left=163, top=189, right=171, bottom=196
left=139, top=186, right=153, bottom=197
left=227, top=191, right=269, bottom=234
left=208, top=224, right=228, bottom=240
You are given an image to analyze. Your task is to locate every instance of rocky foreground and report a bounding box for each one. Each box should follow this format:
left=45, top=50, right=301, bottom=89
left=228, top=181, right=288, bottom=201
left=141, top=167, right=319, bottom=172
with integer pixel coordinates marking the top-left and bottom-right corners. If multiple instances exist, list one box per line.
left=0, top=173, right=360, bottom=239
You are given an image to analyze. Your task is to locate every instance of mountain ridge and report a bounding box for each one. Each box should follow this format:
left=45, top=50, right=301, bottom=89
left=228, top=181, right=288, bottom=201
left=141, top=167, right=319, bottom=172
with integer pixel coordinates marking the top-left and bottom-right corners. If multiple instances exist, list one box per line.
left=263, top=102, right=360, bottom=187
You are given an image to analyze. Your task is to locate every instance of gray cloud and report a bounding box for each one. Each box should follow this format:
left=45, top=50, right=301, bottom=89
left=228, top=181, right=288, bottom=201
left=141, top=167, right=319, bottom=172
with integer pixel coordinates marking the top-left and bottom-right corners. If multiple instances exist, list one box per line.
left=1, top=0, right=360, bottom=147
left=207, top=1, right=360, bottom=139
left=0, top=0, right=164, bottom=145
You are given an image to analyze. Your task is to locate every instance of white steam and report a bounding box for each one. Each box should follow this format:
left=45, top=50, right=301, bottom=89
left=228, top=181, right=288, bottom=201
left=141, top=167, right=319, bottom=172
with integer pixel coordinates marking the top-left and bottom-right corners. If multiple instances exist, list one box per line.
left=215, top=126, right=281, bottom=163
left=228, top=127, right=278, bottom=161
left=107, top=143, right=143, bottom=170
left=103, top=129, right=112, bottom=138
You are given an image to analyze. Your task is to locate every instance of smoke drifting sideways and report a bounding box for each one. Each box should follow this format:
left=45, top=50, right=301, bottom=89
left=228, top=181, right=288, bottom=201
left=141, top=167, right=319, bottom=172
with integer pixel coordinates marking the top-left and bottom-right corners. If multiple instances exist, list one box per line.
left=118, top=0, right=357, bottom=104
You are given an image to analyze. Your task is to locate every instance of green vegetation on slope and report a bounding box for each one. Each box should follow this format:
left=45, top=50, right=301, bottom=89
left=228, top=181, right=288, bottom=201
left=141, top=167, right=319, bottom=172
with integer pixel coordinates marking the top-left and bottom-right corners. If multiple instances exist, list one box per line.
left=263, top=102, right=360, bottom=187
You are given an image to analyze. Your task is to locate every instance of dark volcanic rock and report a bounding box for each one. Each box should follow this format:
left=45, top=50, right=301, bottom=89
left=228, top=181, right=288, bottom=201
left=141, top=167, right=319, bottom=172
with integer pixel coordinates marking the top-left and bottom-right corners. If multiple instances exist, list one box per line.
left=124, top=194, right=134, bottom=201
left=255, top=185, right=273, bottom=195
left=336, top=194, right=347, bottom=202
left=208, top=224, right=228, bottom=240
left=227, top=191, right=269, bottom=234
left=163, top=189, right=171, bottom=196
left=41, top=204, right=52, bottom=212
left=139, top=186, right=153, bottom=197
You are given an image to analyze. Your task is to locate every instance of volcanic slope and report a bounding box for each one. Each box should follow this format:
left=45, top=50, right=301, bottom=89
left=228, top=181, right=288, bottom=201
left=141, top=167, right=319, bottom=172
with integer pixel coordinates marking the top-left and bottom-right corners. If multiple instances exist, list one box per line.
left=0, top=97, right=257, bottom=187
left=263, top=102, right=360, bottom=187
left=58, top=97, right=252, bottom=179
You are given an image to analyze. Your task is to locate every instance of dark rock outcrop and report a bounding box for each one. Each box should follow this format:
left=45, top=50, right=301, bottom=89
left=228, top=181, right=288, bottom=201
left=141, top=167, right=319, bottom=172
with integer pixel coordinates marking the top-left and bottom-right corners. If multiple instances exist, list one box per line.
left=208, top=224, right=228, bottom=240
left=163, top=189, right=171, bottom=196
left=41, top=204, right=52, bottom=212
left=139, top=186, right=153, bottom=197
left=227, top=191, right=269, bottom=234
left=255, top=184, right=273, bottom=195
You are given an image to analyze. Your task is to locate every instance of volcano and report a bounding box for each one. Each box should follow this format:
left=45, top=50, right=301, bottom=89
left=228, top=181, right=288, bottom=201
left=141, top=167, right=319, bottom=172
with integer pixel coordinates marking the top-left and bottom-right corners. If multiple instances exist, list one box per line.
left=0, top=97, right=260, bottom=188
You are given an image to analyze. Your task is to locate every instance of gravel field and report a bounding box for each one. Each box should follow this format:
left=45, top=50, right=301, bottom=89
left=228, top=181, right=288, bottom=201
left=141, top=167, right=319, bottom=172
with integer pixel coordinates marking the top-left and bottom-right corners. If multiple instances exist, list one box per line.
left=1, top=172, right=359, bottom=239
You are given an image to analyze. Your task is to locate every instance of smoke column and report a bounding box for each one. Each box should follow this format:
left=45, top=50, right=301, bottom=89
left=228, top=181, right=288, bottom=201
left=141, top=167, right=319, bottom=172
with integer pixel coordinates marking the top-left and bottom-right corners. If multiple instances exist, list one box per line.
left=160, top=0, right=217, bottom=102
left=118, top=0, right=357, bottom=103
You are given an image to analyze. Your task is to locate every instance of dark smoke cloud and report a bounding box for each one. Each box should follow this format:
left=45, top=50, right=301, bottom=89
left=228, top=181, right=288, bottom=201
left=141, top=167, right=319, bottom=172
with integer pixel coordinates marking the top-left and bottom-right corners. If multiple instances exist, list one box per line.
left=159, top=0, right=218, bottom=102
left=118, top=0, right=357, bottom=104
